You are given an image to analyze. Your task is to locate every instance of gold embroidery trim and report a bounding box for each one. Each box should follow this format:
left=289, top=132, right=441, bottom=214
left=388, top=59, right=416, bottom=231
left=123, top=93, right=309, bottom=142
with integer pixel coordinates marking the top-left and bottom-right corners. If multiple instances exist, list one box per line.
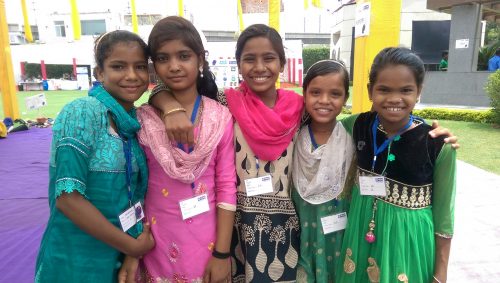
left=367, top=257, right=380, bottom=283
left=343, top=248, right=356, bottom=274
left=357, top=167, right=432, bottom=209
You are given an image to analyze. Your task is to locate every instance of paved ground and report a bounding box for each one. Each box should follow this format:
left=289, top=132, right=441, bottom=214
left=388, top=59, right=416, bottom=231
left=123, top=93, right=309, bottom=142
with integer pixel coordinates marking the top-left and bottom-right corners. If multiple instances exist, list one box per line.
left=448, top=161, right=500, bottom=282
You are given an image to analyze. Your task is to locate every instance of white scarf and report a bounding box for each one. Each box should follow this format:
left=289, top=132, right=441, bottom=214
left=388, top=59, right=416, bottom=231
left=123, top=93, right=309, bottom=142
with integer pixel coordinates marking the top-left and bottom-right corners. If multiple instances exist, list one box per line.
left=292, top=122, right=354, bottom=204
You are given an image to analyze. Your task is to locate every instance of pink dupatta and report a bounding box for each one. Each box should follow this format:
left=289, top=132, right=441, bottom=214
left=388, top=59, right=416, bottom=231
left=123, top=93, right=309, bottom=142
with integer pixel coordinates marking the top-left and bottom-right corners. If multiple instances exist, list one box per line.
left=137, top=97, right=232, bottom=183
left=225, top=81, right=303, bottom=161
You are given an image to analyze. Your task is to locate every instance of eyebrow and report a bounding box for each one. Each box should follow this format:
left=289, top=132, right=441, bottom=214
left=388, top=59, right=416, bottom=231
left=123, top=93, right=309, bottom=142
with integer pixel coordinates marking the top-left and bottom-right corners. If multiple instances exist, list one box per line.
left=108, top=59, right=146, bottom=64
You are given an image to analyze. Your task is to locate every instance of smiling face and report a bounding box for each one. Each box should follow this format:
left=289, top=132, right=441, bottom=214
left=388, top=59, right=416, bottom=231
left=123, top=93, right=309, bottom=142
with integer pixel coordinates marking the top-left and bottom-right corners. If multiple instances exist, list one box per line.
left=237, top=36, right=284, bottom=98
left=369, top=64, right=421, bottom=129
left=96, top=41, right=149, bottom=111
left=305, top=72, right=347, bottom=127
left=153, top=39, right=202, bottom=96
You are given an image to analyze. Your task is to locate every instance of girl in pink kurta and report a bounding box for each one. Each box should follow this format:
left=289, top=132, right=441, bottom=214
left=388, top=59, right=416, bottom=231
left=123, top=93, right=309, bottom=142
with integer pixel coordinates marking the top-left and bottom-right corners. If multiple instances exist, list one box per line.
left=138, top=99, right=235, bottom=282
left=118, top=16, right=236, bottom=283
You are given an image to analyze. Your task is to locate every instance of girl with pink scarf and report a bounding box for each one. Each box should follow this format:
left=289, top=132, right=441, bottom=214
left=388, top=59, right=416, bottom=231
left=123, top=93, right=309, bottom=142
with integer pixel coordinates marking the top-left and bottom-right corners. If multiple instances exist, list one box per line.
left=150, top=24, right=304, bottom=282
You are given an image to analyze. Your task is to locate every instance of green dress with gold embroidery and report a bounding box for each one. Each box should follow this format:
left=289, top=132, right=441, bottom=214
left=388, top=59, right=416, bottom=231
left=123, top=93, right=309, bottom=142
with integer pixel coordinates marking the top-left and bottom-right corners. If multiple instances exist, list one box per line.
left=337, top=112, right=456, bottom=283
left=292, top=189, right=349, bottom=283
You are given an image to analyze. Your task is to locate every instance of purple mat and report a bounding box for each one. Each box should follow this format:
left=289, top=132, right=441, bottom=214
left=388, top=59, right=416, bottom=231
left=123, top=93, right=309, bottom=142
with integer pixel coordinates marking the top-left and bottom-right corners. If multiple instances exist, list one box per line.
left=0, top=127, right=51, bottom=282
left=0, top=127, right=51, bottom=199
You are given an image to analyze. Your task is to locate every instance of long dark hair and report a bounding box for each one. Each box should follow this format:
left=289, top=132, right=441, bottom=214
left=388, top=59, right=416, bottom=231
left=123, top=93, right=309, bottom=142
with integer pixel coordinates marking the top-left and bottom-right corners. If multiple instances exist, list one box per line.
left=148, top=16, right=218, bottom=100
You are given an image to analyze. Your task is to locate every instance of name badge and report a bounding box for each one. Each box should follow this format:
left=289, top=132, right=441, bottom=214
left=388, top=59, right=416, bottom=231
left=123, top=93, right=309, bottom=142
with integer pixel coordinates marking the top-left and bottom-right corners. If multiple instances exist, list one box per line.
left=119, top=202, right=145, bottom=232
left=359, top=176, right=387, bottom=196
left=244, top=175, right=274, bottom=197
left=179, top=193, right=210, bottom=220
left=320, top=212, right=348, bottom=234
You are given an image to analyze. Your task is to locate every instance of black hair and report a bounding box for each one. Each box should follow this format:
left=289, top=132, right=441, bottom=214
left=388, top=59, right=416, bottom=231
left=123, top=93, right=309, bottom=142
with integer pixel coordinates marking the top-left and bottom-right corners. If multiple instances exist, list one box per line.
left=442, top=50, right=448, bottom=57
left=303, top=60, right=350, bottom=101
left=94, top=30, right=149, bottom=70
left=369, top=47, right=425, bottom=91
left=235, top=24, right=286, bottom=67
left=148, top=16, right=217, bottom=100
left=496, top=48, right=500, bottom=56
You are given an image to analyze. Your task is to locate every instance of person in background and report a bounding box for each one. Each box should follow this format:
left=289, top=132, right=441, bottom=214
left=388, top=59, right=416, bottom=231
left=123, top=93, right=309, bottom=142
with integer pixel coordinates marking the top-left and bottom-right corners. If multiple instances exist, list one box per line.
left=488, top=48, right=500, bottom=71
left=439, top=51, right=448, bottom=71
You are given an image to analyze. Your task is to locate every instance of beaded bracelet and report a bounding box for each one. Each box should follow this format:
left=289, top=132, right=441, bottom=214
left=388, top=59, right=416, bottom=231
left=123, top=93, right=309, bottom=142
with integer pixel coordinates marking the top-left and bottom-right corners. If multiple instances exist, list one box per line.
left=212, top=249, right=231, bottom=259
left=162, top=108, right=186, bottom=120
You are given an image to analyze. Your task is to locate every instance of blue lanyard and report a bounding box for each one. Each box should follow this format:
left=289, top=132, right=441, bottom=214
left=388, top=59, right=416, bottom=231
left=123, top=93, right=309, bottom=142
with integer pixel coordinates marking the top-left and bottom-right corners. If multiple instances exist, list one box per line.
left=371, top=114, right=413, bottom=171
left=121, top=137, right=133, bottom=208
left=308, top=124, right=319, bottom=150
left=177, top=95, right=201, bottom=191
left=177, top=94, right=201, bottom=153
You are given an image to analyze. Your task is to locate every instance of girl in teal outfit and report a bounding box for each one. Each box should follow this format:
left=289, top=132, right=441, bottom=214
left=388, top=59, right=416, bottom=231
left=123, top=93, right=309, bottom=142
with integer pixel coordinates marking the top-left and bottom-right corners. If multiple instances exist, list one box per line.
left=292, top=60, right=356, bottom=283
left=35, top=30, right=155, bottom=283
left=338, top=47, right=456, bottom=283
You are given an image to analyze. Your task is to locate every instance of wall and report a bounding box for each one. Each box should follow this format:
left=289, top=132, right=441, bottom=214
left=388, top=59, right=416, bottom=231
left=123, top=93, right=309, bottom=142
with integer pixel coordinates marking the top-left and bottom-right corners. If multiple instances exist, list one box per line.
left=421, top=71, right=491, bottom=107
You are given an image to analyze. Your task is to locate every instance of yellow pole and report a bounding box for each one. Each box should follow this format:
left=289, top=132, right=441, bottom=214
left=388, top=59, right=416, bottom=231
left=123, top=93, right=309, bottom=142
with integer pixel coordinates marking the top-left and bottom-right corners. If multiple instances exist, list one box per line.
left=269, top=0, right=280, bottom=88
left=312, top=0, right=321, bottom=8
left=0, top=0, right=20, bottom=119
left=20, top=0, right=33, bottom=42
left=304, top=0, right=308, bottom=10
left=130, top=0, right=138, bottom=34
left=178, top=0, right=184, bottom=17
left=69, top=0, right=81, bottom=40
left=237, top=0, right=244, bottom=32
left=351, top=0, right=401, bottom=113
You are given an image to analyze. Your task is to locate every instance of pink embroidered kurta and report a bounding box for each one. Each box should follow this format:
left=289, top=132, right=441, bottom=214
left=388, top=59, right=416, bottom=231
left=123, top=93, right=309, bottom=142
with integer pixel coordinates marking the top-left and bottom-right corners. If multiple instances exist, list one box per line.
left=137, top=98, right=236, bottom=282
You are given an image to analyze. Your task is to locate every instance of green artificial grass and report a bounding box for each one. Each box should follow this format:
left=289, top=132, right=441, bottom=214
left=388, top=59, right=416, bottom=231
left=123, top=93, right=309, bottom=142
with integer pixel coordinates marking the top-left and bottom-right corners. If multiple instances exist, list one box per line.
left=2, top=90, right=499, bottom=174
left=0, top=90, right=149, bottom=120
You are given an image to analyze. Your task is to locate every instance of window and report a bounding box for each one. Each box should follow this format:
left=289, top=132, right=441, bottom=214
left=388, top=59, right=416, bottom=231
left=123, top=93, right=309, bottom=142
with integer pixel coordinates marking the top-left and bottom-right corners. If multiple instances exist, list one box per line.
left=54, top=21, right=66, bottom=37
left=81, top=20, right=106, bottom=36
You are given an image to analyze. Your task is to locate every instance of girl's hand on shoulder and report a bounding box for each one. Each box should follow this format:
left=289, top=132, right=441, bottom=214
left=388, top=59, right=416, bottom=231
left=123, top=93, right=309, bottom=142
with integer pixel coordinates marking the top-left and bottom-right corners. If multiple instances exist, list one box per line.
left=429, top=120, right=460, bottom=149
left=203, top=257, right=231, bottom=283
left=118, top=255, right=139, bottom=283
left=129, top=222, right=155, bottom=257
left=163, top=110, right=194, bottom=146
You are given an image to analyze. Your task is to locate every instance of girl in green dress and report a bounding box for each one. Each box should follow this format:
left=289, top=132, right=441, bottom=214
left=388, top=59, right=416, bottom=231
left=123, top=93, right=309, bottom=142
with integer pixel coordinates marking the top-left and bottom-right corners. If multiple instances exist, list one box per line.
left=338, top=47, right=456, bottom=283
left=35, top=30, right=155, bottom=283
left=292, top=60, right=356, bottom=283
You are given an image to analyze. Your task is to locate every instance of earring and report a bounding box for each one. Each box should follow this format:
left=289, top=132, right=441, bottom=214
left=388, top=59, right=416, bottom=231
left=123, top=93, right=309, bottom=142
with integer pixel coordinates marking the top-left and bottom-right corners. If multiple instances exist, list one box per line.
left=199, top=67, right=204, bottom=78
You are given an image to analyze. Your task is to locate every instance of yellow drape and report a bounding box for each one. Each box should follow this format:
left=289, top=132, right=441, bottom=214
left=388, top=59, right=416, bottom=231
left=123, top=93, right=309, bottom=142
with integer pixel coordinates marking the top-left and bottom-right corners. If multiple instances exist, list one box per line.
left=352, top=0, right=401, bottom=113
left=131, top=0, right=138, bottom=34
left=0, top=0, right=20, bottom=119
left=69, top=0, right=81, bottom=40
left=237, top=0, right=244, bottom=32
left=178, top=0, right=184, bottom=17
left=21, top=0, right=33, bottom=42
left=268, top=0, right=280, bottom=88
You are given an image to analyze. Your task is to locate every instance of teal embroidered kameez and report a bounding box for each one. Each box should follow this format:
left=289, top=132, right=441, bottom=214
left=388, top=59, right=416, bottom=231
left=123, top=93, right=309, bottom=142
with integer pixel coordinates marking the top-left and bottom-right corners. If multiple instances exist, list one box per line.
left=35, top=87, right=148, bottom=283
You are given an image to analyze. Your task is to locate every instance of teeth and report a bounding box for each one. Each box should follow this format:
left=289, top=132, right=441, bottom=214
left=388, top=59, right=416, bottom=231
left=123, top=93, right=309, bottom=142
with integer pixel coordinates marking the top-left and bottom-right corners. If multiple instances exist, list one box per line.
left=317, top=109, right=331, bottom=113
left=253, top=77, right=268, bottom=81
left=387, top=107, right=402, bottom=112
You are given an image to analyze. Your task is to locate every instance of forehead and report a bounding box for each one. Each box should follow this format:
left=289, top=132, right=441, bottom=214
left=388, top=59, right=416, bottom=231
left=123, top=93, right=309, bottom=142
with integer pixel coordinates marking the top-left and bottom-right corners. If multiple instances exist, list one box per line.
left=241, top=36, right=278, bottom=55
left=308, top=73, right=345, bottom=88
left=157, top=39, right=194, bottom=53
left=374, top=64, right=417, bottom=86
left=105, top=41, right=146, bottom=61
